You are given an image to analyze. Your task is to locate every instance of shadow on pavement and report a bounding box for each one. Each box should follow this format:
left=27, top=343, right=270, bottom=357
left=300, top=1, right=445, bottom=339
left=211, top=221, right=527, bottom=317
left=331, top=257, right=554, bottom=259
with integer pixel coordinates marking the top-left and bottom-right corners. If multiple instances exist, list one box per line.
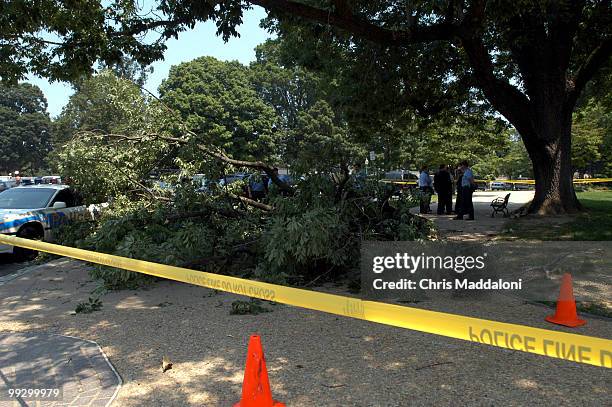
left=0, top=332, right=121, bottom=406
left=0, top=254, right=29, bottom=279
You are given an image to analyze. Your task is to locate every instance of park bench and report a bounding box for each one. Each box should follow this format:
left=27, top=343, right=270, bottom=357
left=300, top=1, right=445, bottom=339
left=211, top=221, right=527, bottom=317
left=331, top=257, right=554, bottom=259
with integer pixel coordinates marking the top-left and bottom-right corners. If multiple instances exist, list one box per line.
left=490, top=193, right=511, bottom=217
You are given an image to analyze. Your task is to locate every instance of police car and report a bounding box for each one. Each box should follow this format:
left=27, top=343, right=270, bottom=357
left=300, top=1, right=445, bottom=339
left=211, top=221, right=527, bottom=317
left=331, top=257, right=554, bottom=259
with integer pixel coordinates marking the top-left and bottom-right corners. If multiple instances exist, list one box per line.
left=0, top=184, right=95, bottom=258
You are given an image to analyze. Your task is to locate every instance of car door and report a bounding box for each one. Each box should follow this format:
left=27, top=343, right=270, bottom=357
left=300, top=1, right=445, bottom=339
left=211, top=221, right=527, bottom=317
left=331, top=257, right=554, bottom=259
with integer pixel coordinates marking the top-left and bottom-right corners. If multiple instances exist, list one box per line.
left=45, top=189, right=89, bottom=235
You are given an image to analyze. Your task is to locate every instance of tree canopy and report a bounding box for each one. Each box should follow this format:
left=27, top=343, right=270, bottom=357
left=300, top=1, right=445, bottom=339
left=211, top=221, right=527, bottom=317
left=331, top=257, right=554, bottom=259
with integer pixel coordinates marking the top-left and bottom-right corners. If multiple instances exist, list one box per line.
left=0, top=83, right=51, bottom=173
left=159, top=56, right=279, bottom=161
left=2, top=0, right=611, bottom=214
left=53, top=71, right=169, bottom=202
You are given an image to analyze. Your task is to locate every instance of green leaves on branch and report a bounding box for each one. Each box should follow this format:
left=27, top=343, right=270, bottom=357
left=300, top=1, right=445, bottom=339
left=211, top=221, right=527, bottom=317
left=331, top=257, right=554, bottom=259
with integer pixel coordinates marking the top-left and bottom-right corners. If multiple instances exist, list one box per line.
left=288, top=100, right=366, bottom=174
left=53, top=71, right=171, bottom=202
left=159, top=57, right=280, bottom=162
left=0, top=83, right=51, bottom=173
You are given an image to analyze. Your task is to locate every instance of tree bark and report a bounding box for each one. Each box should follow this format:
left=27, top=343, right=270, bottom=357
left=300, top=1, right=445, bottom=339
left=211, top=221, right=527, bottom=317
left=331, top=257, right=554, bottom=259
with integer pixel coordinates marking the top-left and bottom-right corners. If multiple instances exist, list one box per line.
left=522, top=110, right=582, bottom=215
left=460, top=30, right=584, bottom=216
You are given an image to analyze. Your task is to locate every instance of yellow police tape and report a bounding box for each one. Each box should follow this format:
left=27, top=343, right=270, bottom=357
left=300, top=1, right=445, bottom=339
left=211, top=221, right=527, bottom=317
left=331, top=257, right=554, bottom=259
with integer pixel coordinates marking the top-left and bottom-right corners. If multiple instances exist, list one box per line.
left=382, top=178, right=612, bottom=186
left=1, top=234, right=610, bottom=368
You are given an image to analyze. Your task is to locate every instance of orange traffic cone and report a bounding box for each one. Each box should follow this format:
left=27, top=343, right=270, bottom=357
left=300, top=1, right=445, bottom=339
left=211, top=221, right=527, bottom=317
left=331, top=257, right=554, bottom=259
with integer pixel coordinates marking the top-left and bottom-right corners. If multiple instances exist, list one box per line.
left=545, top=273, right=586, bottom=327
left=234, top=335, right=286, bottom=407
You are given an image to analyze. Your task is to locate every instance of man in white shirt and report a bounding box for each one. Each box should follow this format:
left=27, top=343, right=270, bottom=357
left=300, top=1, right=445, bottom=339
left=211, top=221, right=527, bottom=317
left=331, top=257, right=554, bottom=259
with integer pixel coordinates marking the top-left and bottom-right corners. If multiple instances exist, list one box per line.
left=418, top=165, right=433, bottom=214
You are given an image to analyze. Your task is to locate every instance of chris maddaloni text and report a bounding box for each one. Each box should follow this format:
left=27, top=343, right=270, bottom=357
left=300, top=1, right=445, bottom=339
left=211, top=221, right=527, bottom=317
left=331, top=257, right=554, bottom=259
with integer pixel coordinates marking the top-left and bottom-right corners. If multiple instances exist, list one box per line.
left=372, top=278, right=523, bottom=290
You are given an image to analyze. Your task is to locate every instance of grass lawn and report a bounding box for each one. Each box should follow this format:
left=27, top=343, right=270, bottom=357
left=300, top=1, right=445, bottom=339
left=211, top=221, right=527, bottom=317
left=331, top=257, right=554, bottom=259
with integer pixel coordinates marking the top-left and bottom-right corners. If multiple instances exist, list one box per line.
left=502, top=190, right=612, bottom=240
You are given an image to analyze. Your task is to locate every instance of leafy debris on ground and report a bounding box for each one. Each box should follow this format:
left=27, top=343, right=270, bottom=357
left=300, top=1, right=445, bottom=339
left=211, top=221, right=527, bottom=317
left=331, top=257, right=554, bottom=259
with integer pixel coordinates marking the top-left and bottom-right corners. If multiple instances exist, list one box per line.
left=230, top=299, right=271, bottom=315
left=74, top=297, right=103, bottom=314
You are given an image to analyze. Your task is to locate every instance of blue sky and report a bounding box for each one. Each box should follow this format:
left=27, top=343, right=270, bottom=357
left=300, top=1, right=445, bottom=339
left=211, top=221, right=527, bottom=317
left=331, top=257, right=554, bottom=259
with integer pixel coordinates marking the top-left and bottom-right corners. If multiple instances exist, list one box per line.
left=27, top=6, right=272, bottom=118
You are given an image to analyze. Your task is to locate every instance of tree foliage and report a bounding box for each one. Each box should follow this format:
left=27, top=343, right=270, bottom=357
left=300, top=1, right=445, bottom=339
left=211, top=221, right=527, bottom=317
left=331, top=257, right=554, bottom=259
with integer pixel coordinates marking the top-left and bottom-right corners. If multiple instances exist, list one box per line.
left=250, top=40, right=322, bottom=130
left=288, top=100, right=365, bottom=174
left=571, top=68, right=612, bottom=175
left=159, top=56, right=280, bottom=161
left=4, top=0, right=610, bottom=214
left=0, top=83, right=51, bottom=172
left=52, top=71, right=170, bottom=202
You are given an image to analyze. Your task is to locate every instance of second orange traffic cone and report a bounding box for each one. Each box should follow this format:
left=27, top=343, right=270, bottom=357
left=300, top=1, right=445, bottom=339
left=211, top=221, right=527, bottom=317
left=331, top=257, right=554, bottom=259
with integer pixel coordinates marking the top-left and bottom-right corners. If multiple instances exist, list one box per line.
left=234, top=335, right=286, bottom=407
left=545, top=273, right=586, bottom=327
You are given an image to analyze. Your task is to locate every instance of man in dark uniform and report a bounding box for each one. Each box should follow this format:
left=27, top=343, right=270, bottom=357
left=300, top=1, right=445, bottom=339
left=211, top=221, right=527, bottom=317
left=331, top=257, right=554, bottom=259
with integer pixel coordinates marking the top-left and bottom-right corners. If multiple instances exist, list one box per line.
left=434, top=164, right=453, bottom=215
left=454, top=160, right=476, bottom=220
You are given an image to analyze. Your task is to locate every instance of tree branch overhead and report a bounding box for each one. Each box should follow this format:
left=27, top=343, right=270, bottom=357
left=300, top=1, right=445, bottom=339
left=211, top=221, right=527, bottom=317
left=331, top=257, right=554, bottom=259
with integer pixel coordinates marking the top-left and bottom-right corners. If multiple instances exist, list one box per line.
left=248, top=0, right=458, bottom=45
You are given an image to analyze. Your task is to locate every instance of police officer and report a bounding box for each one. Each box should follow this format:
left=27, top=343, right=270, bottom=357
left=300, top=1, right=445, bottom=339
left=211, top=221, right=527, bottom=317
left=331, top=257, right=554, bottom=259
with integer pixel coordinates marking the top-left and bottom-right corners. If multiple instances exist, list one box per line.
left=434, top=164, right=453, bottom=215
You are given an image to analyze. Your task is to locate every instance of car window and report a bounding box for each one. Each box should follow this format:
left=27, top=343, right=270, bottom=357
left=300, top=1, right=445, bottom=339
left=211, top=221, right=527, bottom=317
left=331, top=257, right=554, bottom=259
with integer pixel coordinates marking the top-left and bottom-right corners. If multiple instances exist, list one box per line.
left=50, top=189, right=80, bottom=207
left=0, top=188, right=56, bottom=209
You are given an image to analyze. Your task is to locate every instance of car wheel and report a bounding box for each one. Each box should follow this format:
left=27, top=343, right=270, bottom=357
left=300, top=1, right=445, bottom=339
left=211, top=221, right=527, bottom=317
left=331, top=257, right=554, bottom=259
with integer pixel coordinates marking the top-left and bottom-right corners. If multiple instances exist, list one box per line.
left=14, top=225, right=43, bottom=261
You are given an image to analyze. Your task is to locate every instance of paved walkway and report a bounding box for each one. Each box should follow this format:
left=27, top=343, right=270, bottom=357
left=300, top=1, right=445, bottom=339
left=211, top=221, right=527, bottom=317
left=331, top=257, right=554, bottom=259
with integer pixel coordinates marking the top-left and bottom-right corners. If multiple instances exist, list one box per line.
left=415, top=190, right=535, bottom=240
left=0, top=262, right=121, bottom=407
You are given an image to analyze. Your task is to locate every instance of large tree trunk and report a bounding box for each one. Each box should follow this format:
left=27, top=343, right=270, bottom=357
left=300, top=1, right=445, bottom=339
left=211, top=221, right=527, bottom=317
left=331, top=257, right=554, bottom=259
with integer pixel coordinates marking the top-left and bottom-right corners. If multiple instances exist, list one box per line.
left=522, top=111, right=582, bottom=215
left=458, top=19, right=593, bottom=217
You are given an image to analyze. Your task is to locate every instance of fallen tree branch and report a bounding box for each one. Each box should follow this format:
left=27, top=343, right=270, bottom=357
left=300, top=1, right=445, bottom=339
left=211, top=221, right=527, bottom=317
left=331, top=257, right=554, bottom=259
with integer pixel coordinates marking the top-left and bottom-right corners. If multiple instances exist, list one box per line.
left=79, top=155, right=164, bottom=201
left=76, top=131, right=275, bottom=212
left=236, top=195, right=273, bottom=212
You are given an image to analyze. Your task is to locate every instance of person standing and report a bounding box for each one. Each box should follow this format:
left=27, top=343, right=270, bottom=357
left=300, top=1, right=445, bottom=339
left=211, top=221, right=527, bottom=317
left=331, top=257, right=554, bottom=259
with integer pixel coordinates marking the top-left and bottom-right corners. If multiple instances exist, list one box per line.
left=454, top=160, right=476, bottom=220
left=454, top=166, right=463, bottom=214
left=418, top=165, right=433, bottom=214
left=434, top=164, right=453, bottom=215
left=247, top=173, right=267, bottom=201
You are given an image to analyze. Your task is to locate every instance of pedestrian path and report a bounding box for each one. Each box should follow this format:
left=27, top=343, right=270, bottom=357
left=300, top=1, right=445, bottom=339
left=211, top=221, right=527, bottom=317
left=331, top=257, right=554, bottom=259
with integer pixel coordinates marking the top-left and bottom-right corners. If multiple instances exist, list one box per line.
left=415, top=191, right=535, bottom=240
left=0, top=333, right=121, bottom=407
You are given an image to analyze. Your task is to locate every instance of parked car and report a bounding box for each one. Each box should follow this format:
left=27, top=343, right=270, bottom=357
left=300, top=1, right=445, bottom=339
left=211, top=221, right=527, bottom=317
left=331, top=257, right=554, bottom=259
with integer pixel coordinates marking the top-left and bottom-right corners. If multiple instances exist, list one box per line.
left=41, top=175, right=62, bottom=184
left=382, top=170, right=419, bottom=194
left=490, top=181, right=509, bottom=191
left=19, top=177, right=35, bottom=186
left=0, top=185, right=97, bottom=258
left=513, top=178, right=534, bottom=190
left=383, top=170, right=419, bottom=182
